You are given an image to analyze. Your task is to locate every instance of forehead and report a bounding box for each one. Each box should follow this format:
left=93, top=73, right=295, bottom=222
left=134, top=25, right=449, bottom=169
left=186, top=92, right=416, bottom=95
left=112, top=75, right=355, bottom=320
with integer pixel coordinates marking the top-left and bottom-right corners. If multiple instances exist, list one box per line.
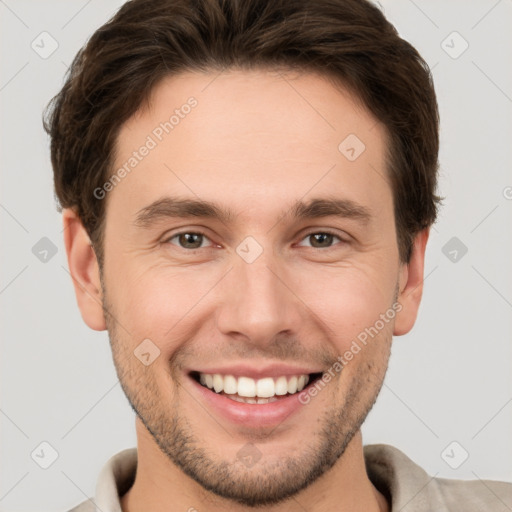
left=109, top=68, right=391, bottom=225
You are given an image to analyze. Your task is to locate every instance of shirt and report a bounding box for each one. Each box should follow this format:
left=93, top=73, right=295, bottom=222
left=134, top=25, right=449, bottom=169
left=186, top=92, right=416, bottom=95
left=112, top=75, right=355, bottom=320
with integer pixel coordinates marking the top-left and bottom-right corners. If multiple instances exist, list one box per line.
left=67, top=443, right=512, bottom=511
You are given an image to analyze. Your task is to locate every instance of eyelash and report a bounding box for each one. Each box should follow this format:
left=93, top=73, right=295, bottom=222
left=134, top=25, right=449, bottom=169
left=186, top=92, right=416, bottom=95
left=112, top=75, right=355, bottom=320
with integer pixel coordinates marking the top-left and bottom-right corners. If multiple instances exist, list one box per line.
left=163, top=229, right=346, bottom=251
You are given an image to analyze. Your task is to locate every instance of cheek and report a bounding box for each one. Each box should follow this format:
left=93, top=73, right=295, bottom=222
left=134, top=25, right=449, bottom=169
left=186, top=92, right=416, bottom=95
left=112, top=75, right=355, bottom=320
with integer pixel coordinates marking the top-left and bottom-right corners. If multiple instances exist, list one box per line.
left=112, top=266, right=217, bottom=349
left=293, top=263, right=397, bottom=350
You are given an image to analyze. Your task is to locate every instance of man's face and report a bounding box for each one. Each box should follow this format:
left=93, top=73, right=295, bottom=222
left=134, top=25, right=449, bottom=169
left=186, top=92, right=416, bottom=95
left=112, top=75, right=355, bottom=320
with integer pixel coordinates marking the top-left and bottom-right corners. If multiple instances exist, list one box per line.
left=99, top=69, right=406, bottom=505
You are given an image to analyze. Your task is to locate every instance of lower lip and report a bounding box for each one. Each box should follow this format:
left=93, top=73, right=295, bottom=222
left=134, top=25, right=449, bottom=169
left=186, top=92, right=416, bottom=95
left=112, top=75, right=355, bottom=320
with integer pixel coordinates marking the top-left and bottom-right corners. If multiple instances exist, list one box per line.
left=189, top=375, right=311, bottom=428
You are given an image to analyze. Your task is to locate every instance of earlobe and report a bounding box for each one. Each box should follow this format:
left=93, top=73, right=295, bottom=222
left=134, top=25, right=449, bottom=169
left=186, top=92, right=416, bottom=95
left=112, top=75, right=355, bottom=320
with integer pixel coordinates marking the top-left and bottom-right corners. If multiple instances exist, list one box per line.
left=62, top=208, right=106, bottom=331
left=393, top=228, right=430, bottom=336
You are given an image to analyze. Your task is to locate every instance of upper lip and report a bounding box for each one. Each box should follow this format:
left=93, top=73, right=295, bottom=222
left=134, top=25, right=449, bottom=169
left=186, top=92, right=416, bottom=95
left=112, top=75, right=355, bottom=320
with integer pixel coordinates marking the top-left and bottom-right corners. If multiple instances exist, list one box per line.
left=189, top=363, right=324, bottom=379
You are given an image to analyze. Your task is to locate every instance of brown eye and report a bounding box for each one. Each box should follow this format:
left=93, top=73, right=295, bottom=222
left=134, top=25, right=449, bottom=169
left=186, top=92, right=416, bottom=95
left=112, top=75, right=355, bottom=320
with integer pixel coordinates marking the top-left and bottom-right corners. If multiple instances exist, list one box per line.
left=310, top=233, right=334, bottom=248
left=297, top=231, right=344, bottom=249
left=167, top=232, right=211, bottom=249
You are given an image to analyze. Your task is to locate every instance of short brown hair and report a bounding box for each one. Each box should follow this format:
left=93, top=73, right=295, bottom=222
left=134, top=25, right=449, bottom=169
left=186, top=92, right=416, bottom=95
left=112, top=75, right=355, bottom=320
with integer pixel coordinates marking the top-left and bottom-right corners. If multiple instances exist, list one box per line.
left=43, top=0, right=440, bottom=266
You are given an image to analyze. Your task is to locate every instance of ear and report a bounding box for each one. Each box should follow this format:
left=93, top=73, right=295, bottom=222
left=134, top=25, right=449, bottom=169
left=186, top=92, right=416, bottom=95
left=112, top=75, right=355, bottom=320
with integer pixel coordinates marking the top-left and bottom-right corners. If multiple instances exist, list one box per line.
left=394, top=228, right=430, bottom=336
left=62, top=208, right=106, bottom=331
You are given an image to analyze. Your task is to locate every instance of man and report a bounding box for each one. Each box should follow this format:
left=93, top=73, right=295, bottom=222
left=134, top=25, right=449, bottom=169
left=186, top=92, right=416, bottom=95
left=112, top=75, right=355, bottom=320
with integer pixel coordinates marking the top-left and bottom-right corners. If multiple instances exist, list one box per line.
left=43, top=0, right=511, bottom=510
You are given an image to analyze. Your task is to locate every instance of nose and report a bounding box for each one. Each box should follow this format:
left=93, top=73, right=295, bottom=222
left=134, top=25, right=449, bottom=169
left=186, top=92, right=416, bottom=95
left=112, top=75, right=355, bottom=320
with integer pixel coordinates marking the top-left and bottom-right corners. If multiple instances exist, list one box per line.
left=215, top=246, right=304, bottom=347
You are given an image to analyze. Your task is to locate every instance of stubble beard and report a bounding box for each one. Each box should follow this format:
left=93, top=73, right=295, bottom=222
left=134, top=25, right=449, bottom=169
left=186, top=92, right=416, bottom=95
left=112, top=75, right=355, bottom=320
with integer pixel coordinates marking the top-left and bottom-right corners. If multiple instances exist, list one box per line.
left=102, top=290, right=392, bottom=507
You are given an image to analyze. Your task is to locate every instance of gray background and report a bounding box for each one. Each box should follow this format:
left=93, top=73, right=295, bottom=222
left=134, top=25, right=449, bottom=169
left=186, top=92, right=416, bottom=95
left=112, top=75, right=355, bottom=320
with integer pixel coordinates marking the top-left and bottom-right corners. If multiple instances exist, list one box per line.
left=1, top=0, right=511, bottom=511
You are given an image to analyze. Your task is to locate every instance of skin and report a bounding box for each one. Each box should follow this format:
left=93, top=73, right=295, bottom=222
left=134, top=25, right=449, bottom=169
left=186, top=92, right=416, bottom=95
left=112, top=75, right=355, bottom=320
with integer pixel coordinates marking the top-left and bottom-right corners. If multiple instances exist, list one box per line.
left=63, top=68, right=429, bottom=512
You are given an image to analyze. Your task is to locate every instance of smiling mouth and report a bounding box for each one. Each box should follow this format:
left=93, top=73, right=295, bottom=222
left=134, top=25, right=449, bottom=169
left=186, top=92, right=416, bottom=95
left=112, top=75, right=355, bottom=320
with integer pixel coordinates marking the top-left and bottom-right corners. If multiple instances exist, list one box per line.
left=190, top=371, right=323, bottom=404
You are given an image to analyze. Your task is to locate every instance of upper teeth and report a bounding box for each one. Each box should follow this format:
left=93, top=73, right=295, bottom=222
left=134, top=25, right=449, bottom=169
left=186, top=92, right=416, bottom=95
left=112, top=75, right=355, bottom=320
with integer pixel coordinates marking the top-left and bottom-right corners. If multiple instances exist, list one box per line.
left=199, top=373, right=310, bottom=397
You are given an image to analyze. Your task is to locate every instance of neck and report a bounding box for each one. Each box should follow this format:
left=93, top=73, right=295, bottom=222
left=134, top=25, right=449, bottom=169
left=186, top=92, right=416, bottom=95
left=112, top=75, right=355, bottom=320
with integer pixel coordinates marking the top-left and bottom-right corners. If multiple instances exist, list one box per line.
left=121, top=419, right=388, bottom=512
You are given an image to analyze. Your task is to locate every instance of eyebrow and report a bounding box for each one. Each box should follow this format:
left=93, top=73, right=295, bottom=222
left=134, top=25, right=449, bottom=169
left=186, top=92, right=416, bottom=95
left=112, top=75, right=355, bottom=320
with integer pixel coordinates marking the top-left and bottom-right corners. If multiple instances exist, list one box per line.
left=133, top=196, right=372, bottom=228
